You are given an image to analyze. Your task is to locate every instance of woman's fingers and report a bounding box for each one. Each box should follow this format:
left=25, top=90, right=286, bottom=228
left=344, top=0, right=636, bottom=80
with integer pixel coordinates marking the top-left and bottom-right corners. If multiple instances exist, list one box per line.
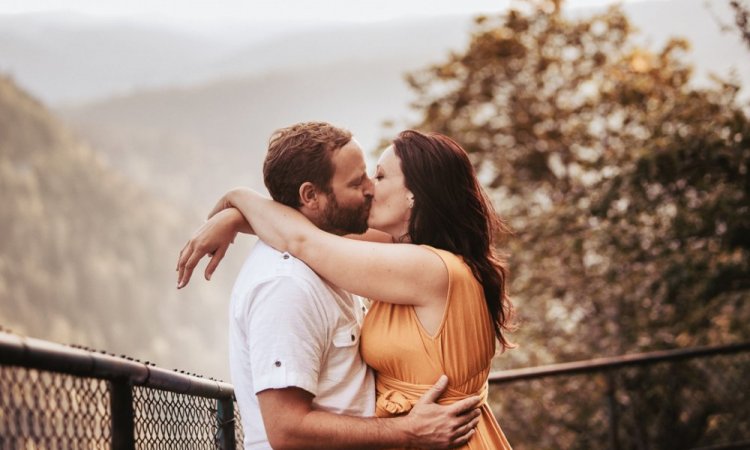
left=177, top=244, right=206, bottom=288
left=204, top=244, right=228, bottom=281
left=176, top=243, right=191, bottom=287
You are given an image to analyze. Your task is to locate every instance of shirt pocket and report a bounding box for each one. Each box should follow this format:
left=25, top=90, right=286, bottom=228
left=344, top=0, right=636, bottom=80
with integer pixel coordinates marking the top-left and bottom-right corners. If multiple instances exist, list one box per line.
left=321, top=323, right=361, bottom=382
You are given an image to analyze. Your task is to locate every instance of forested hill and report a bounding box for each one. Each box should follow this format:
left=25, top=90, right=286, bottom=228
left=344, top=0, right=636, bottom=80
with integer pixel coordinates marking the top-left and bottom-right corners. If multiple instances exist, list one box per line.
left=0, top=75, right=237, bottom=378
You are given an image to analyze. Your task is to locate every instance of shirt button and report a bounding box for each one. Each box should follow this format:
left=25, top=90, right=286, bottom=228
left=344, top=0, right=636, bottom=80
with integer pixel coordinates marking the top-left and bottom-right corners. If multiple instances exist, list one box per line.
left=274, top=360, right=282, bottom=367
left=350, top=334, right=355, bottom=342
left=282, top=254, right=290, bottom=260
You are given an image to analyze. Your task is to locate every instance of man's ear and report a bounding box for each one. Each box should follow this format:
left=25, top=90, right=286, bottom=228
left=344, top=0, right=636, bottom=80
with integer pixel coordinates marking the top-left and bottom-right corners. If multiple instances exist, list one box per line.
left=298, top=182, right=321, bottom=210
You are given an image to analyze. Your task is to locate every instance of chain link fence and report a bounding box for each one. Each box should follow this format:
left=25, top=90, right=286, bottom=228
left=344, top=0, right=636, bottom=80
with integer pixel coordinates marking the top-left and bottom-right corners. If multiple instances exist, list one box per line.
left=490, top=344, right=750, bottom=450
left=132, top=386, right=243, bottom=449
left=0, top=330, right=243, bottom=449
left=0, top=366, right=112, bottom=449
left=2, top=328, right=748, bottom=449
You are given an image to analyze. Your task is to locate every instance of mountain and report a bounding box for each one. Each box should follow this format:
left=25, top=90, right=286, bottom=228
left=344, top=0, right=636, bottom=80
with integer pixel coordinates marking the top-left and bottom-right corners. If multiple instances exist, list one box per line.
left=0, top=12, right=245, bottom=104
left=57, top=0, right=750, bottom=210
left=0, top=75, right=241, bottom=379
left=59, top=60, right=424, bottom=209
left=0, top=13, right=473, bottom=107
left=1, top=1, right=747, bottom=107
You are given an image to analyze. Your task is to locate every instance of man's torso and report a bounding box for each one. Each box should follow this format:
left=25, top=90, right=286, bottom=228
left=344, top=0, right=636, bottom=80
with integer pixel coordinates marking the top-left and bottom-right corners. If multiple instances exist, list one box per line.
left=228, top=241, right=375, bottom=450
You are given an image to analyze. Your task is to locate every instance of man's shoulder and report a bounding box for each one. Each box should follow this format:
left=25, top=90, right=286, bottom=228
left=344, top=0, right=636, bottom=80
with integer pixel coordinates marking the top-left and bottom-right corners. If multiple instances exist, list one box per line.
left=237, top=241, right=322, bottom=284
left=232, top=240, right=339, bottom=304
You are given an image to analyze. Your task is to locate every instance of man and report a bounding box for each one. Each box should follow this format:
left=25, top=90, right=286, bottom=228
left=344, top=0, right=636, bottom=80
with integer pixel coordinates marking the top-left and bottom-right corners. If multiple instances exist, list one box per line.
left=177, top=122, right=480, bottom=449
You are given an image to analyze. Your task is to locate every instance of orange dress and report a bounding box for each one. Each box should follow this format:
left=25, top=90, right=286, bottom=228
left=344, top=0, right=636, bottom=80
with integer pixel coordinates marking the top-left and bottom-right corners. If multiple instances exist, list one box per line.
left=360, top=246, right=512, bottom=450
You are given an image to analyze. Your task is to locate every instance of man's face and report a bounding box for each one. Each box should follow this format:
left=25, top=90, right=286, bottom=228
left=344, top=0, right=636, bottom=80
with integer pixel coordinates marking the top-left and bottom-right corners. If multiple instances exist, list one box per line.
left=319, top=139, right=373, bottom=235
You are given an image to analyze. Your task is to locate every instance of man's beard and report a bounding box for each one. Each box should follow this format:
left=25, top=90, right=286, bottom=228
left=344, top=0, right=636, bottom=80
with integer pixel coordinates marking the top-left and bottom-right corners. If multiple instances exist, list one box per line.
left=321, top=193, right=371, bottom=235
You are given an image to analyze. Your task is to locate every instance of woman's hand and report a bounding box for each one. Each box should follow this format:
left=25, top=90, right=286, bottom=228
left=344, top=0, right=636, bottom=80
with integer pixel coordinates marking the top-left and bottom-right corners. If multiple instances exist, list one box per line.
left=176, top=207, right=248, bottom=289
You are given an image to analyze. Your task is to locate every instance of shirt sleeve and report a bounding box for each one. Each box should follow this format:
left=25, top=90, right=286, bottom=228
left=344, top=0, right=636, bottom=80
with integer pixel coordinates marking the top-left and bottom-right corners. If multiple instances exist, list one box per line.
left=240, top=276, right=330, bottom=396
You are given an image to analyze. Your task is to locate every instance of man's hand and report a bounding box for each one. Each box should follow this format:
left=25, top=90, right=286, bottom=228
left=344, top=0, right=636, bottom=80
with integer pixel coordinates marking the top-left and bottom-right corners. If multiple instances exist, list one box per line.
left=403, top=375, right=482, bottom=449
left=176, top=208, right=245, bottom=288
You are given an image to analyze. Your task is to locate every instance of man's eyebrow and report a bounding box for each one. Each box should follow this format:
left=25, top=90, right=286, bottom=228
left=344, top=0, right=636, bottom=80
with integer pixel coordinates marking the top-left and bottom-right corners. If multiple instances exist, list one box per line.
left=348, top=171, right=367, bottom=184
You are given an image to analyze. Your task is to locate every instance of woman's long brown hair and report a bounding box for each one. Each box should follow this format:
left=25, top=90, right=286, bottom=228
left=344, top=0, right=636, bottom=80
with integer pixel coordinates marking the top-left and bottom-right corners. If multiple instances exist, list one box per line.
left=393, top=130, right=515, bottom=350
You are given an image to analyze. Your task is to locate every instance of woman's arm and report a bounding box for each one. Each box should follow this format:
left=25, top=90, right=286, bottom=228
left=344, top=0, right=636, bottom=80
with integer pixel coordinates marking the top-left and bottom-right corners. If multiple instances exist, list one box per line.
left=181, top=188, right=448, bottom=306
left=176, top=209, right=393, bottom=288
left=176, top=208, right=250, bottom=286
left=344, top=228, right=394, bottom=243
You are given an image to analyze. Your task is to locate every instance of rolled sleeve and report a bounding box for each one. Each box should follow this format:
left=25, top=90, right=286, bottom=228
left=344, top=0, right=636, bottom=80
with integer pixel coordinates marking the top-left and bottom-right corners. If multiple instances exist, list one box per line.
left=242, top=277, right=329, bottom=396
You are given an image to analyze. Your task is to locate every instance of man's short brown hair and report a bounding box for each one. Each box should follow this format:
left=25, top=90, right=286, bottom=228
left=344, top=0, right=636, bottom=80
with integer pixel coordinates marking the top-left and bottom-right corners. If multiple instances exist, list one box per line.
left=263, top=122, right=353, bottom=208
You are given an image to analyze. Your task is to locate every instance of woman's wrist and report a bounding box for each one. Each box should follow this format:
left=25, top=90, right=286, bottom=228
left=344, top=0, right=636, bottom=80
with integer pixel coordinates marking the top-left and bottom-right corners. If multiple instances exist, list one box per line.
left=226, top=207, right=252, bottom=234
left=210, top=187, right=247, bottom=219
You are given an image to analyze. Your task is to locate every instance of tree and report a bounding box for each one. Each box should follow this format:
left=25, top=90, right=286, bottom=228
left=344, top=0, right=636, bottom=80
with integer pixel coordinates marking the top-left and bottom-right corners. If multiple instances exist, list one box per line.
left=405, top=1, right=750, bottom=446
left=731, top=0, right=750, bottom=50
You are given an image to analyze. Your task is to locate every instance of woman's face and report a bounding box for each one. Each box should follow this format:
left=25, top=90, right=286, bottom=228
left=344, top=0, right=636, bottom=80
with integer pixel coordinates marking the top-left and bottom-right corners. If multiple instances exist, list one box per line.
left=368, top=145, right=413, bottom=239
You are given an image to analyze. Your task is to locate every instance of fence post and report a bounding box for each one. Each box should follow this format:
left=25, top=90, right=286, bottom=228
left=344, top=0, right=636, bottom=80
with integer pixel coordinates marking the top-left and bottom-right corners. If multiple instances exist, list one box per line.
left=217, top=397, right=236, bottom=450
left=110, top=380, right=135, bottom=450
left=606, top=371, right=621, bottom=450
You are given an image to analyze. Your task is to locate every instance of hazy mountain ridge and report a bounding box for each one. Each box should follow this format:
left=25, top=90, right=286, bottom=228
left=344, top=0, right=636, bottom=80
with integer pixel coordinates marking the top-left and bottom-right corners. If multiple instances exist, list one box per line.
left=58, top=0, right=750, bottom=211
left=61, top=60, right=421, bottom=208
left=0, top=75, right=239, bottom=378
left=0, top=13, right=243, bottom=104
left=210, top=16, right=474, bottom=78
left=1, top=1, right=746, bottom=107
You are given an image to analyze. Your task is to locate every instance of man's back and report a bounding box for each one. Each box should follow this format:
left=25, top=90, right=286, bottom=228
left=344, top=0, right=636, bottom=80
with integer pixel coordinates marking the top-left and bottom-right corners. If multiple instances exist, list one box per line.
left=229, top=241, right=374, bottom=449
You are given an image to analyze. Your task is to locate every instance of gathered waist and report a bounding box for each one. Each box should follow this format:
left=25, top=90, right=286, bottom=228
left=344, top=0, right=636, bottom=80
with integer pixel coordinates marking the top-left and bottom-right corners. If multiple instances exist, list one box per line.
left=374, top=373, right=488, bottom=417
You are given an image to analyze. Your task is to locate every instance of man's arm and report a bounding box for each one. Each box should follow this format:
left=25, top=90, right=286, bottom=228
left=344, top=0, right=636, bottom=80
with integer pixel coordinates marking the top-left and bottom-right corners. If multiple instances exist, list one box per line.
left=259, top=379, right=481, bottom=450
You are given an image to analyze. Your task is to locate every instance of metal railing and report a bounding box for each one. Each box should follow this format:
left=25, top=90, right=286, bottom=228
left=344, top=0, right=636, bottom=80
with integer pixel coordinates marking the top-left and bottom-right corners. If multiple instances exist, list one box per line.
left=487, top=342, right=750, bottom=450
left=0, top=330, right=243, bottom=449
left=2, top=326, right=749, bottom=450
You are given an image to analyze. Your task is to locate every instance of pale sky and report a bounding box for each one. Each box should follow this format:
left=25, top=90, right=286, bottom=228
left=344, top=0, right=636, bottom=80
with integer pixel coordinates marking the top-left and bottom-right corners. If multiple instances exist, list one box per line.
left=0, top=0, right=655, bottom=26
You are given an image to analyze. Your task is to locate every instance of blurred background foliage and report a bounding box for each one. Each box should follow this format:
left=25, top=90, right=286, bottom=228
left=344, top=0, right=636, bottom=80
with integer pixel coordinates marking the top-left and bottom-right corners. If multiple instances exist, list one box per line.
left=403, top=1, right=750, bottom=446
left=405, top=0, right=750, bottom=368
left=0, top=2, right=748, bottom=439
left=0, top=0, right=749, bottom=447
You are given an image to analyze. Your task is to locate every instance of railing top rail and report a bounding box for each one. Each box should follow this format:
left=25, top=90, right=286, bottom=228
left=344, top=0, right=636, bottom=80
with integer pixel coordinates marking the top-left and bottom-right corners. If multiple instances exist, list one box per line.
left=4, top=329, right=749, bottom=394
left=0, top=330, right=234, bottom=399
left=489, top=340, right=750, bottom=384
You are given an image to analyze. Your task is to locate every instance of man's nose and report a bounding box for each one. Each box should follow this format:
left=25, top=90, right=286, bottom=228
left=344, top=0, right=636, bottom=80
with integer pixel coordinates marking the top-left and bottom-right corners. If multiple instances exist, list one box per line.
left=363, top=177, right=374, bottom=197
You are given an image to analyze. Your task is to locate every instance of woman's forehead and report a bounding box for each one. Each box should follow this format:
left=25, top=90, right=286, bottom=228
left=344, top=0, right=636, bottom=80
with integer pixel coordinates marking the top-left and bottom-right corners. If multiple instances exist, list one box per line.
left=377, top=145, right=398, bottom=167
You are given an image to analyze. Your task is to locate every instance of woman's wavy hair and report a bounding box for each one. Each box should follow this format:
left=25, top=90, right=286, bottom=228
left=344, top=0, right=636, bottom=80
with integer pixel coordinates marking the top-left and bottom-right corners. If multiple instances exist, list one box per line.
left=392, top=130, right=515, bottom=350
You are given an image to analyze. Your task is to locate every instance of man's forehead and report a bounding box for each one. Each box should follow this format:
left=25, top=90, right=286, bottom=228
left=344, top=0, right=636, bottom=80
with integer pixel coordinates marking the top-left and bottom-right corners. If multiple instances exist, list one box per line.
left=331, top=139, right=368, bottom=179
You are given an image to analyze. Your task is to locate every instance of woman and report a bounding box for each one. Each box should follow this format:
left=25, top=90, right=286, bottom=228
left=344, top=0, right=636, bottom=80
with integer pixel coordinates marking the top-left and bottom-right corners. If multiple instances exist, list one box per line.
left=185, top=130, right=514, bottom=449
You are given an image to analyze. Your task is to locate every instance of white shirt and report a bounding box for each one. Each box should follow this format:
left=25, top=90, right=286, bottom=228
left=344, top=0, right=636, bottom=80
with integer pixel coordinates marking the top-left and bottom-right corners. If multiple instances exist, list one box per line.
left=229, top=241, right=375, bottom=450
